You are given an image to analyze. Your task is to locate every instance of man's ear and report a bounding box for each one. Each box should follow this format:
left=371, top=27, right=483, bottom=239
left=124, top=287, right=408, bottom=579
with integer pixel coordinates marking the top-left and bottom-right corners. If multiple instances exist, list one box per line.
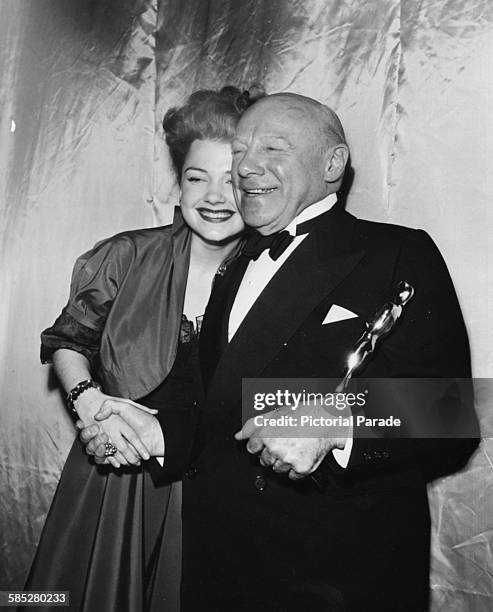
left=324, top=144, right=349, bottom=183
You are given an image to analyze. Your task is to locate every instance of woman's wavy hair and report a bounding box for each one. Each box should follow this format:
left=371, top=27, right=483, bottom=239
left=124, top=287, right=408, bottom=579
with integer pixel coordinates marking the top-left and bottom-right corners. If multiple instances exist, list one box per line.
left=162, top=85, right=264, bottom=178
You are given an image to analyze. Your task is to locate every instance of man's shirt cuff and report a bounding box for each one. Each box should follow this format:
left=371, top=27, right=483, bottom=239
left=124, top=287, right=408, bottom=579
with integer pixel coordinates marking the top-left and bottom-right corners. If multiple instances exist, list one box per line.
left=332, top=430, right=353, bottom=468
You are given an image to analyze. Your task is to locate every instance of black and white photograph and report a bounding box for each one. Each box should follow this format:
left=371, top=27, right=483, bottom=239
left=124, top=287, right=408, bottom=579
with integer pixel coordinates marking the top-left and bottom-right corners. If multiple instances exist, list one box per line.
left=0, top=1, right=492, bottom=610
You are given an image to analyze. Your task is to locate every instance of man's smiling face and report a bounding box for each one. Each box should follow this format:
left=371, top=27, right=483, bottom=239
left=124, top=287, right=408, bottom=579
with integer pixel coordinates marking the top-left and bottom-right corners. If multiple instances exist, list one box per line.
left=231, top=95, right=331, bottom=235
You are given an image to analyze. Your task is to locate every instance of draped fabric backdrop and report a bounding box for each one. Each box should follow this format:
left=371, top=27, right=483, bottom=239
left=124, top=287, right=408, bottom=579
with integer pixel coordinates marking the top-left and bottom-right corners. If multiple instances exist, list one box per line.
left=1, top=1, right=492, bottom=609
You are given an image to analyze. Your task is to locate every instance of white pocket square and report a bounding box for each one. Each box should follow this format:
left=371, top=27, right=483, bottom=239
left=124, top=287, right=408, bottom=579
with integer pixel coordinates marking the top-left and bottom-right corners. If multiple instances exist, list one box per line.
left=322, top=305, right=358, bottom=325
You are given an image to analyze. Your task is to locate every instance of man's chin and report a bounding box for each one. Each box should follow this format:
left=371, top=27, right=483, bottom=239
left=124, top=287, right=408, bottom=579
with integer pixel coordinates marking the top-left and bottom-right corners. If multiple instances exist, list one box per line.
left=239, top=201, right=275, bottom=230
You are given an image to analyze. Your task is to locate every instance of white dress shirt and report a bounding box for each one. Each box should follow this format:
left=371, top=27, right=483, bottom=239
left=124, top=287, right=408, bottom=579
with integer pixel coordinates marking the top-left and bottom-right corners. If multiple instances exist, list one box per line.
left=228, top=193, right=353, bottom=467
left=229, top=194, right=338, bottom=340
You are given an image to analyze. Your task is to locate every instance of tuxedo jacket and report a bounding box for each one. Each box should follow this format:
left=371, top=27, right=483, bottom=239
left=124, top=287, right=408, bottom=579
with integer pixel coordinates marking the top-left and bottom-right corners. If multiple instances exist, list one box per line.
left=154, top=205, right=479, bottom=612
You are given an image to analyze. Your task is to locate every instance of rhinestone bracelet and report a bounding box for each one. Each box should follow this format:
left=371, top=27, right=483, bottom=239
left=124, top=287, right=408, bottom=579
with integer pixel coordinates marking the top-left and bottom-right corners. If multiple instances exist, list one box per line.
left=67, top=379, right=102, bottom=413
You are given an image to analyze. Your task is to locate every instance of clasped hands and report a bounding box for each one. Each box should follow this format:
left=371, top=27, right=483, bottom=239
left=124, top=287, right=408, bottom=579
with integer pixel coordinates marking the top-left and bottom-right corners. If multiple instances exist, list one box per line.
left=76, top=394, right=163, bottom=469
left=79, top=396, right=347, bottom=480
left=235, top=403, right=348, bottom=480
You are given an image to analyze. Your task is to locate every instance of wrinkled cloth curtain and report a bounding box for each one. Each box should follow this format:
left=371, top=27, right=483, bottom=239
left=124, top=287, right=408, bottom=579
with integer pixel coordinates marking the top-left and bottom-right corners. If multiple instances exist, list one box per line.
left=1, top=0, right=492, bottom=609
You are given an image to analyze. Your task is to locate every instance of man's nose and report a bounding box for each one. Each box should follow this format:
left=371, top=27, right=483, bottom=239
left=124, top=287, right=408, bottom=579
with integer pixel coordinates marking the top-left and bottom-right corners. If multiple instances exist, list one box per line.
left=236, top=150, right=264, bottom=177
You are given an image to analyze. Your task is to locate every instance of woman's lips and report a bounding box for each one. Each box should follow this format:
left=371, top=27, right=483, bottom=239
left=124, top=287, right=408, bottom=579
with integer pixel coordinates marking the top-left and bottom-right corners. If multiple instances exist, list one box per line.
left=197, top=208, right=235, bottom=222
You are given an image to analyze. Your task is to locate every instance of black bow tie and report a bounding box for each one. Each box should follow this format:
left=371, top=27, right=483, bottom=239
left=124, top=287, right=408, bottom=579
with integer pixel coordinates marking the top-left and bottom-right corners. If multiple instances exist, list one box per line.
left=242, top=230, right=293, bottom=261
left=242, top=216, right=320, bottom=261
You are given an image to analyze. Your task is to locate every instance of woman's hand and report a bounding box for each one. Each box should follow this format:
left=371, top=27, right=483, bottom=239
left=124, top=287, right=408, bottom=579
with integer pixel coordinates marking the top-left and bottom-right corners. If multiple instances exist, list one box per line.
left=94, top=400, right=164, bottom=457
left=75, top=390, right=158, bottom=468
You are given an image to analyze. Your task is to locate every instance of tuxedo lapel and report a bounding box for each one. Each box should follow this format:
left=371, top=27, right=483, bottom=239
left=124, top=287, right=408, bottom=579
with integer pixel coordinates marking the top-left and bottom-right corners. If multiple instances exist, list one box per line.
left=203, top=208, right=365, bottom=429
left=199, top=254, right=250, bottom=391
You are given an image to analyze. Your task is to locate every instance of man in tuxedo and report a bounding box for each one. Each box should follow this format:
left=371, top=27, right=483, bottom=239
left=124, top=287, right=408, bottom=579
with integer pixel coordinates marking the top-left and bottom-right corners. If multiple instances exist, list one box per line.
left=83, top=93, right=479, bottom=611
left=179, top=93, right=478, bottom=611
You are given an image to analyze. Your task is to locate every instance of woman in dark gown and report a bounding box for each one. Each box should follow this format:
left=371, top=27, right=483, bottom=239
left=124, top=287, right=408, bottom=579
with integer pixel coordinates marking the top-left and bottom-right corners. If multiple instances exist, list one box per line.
left=24, top=86, right=259, bottom=612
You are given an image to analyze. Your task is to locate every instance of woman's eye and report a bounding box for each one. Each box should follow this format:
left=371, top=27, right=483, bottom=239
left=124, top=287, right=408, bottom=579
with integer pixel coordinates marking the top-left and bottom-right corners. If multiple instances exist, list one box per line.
left=187, top=176, right=203, bottom=183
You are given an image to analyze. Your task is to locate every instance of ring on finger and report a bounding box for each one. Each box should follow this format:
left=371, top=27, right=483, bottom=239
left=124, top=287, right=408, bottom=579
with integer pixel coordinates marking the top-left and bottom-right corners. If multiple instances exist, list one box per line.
left=104, top=442, right=118, bottom=457
left=272, top=458, right=283, bottom=472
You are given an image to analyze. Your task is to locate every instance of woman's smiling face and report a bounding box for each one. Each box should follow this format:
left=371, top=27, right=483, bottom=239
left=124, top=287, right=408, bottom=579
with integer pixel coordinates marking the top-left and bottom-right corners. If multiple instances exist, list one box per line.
left=180, top=139, right=244, bottom=245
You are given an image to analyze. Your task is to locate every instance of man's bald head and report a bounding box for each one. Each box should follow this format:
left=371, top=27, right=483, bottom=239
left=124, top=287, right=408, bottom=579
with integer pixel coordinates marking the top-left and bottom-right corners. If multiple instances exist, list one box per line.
left=262, top=93, right=347, bottom=150
left=232, top=92, right=349, bottom=234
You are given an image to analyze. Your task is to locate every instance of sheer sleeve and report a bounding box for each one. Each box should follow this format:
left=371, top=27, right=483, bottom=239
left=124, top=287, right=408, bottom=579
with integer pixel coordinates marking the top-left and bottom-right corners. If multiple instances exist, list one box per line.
left=40, top=236, right=134, bottom=365
left=40, top=309, right=101, bottom=365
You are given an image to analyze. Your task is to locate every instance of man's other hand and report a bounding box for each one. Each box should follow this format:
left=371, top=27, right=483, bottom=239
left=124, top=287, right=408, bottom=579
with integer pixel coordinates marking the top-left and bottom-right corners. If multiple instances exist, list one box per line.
left=234, top=404, right=348, bottom=480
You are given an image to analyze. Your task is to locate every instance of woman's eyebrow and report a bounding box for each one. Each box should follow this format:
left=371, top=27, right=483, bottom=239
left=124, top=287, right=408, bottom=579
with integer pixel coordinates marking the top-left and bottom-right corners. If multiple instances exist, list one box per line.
left=183, top=166, right=207, bottom=173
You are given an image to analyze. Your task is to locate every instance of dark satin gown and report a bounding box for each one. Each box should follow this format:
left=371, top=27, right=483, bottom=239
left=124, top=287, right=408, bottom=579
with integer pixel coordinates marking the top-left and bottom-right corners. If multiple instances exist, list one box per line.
left=24, top=316, right=200, bottom=612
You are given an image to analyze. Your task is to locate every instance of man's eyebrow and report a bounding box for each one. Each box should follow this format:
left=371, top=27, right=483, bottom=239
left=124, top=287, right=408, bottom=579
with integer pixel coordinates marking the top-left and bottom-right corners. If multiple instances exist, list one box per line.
left=232, top=135, right=292, bottom=146
left=264, top=135, right=293, bottom=146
